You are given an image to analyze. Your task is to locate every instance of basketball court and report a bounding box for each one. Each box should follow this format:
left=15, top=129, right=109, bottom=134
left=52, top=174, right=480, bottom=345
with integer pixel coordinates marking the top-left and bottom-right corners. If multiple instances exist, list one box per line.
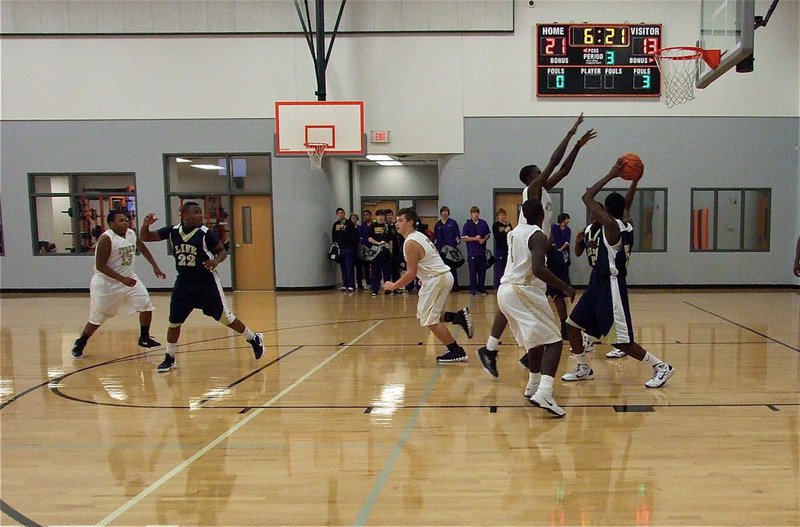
left=0, top=288, right=797, bottom=525
left=1, top=0, right=798, bottom=525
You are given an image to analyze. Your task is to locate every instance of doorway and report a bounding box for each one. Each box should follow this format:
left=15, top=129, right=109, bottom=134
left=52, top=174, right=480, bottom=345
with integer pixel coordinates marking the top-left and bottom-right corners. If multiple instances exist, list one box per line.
left=232, top=195, right=275, bottom=290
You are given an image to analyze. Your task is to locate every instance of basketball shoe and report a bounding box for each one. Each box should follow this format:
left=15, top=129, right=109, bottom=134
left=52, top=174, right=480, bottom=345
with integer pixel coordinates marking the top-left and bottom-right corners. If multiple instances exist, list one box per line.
left=645, top=362, right=675, bottom=388
left=249, top=333, right=264, bottom=360
left=561, top=364, right=594, bottom=381
left=436, top=347, right=468, bottom=363
left=476, top=347, right=498, bottom=377
left=71, top=339, right=85, bottom=358
left=530, top=391, right=566, bottom=418
left=138, top=336, right=161, bottom=348
left=606, top=348, right=626, bottom=358
left=453, top=307, right=474, bottom=339
left=157, top=353, right=176, bottom=373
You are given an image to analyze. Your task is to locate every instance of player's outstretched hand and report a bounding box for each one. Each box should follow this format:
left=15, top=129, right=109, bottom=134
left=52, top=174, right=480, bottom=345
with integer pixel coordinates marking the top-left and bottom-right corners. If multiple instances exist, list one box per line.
left=153, top=265, right=167, bottom=279
left=577, top=129, right=597, bottom=147
left=143, top=213, right=159, bottom=226
left=121, top=277, right=137, bottom=287
left=570, top=112, right=585, bottom=133
left=564, top=285, right=576, bottom=302
left=383, top=281, right=397, bottom=291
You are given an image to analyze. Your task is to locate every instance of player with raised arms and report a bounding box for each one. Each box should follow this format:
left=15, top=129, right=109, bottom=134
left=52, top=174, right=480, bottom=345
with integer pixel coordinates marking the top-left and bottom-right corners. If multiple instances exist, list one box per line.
left=478, top=113, right=596, bottom=377
left=561, top=156, right=675, bottom=388
left=383, top=208, right=474, bottom=363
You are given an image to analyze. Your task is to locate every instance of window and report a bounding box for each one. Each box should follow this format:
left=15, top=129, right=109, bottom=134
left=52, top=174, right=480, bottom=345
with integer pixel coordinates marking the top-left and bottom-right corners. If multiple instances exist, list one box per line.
left=691, top=188, right=770, bottom=251
left=590, top=188, right=668, bottom=252
left=164, top=154, right=271, bottom=247
left=29, top=174, right=137, bottom=255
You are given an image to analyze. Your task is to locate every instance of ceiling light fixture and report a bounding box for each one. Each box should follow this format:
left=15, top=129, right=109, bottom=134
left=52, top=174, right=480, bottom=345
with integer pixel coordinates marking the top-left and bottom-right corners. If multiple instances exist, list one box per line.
left=176, top=157, right=194, bottom=163
left=366, top=154, right=393, bottom=161
left=376, top=161, right=403, bottom=166
left=190, top=164, right=227, bottom=170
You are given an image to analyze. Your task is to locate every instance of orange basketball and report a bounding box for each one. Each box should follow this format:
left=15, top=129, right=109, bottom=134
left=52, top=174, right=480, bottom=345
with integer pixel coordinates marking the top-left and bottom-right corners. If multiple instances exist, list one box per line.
left=621, top=153, right=644, bottom=181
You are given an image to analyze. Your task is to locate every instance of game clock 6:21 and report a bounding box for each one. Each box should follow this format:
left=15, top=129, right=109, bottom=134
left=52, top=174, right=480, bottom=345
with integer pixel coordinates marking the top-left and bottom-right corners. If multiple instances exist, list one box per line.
left=537, top=23, right=662, bottom=97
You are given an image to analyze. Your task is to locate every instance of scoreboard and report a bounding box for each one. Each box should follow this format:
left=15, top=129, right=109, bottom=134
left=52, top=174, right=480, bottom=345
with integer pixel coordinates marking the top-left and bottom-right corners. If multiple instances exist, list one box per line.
left=536, top=23, right=662, bottom=97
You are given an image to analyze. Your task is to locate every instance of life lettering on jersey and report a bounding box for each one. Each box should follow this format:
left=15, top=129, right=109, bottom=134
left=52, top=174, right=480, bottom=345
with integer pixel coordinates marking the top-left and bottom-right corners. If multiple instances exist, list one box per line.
left=335, top=221, right=346, bottom=232
left=373, top=226, right=385, bottom=235
left=174, top=243, right=198, bottom=267
left=119, top=245, right=135, bottom=266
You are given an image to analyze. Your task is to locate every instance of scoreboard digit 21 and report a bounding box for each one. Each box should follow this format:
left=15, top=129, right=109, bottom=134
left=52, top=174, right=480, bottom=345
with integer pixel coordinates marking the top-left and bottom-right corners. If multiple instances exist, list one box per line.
left=536, top=23, right=662, bottom=97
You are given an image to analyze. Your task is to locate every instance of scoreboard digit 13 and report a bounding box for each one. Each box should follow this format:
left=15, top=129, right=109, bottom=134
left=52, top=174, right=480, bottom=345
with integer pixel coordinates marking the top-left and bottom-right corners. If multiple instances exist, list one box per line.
left=536, top=23, right=662, bottom=97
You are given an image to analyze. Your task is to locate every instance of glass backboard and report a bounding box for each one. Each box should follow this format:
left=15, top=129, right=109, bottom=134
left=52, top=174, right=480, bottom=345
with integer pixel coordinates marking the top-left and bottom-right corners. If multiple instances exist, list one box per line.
left=697, top=0, right=754, bottom=88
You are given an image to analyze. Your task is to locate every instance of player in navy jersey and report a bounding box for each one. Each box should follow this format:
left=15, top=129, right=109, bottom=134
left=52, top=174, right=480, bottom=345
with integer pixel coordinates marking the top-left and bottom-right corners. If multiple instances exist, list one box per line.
left=575, top=207, right=625, bottom=359
left=561, top=159, right=675, bottom=388
left=139, top=202, right=263, bottom=372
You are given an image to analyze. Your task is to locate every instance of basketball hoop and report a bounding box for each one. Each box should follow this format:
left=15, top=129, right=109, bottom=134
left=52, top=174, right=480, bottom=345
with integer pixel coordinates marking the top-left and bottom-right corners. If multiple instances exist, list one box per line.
left=654, top=46, right=721, bottom=108
left=305, top=142, right=328, bottom=170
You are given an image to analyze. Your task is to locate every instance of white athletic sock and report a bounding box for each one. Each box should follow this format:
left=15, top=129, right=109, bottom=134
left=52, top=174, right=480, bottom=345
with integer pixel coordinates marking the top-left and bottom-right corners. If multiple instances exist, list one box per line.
left=643, top=352, right=662, bottom=367
left=539, top=375, right=555, bottom=395
left=486, top=336, right=500, bottom=351
left=528, top=372, right=541, bottom=385
left=243, top=328, right=255, bottom=341
left=166, top=342, right=177, bottom=357
left=574, top=352, right=587, bottom=366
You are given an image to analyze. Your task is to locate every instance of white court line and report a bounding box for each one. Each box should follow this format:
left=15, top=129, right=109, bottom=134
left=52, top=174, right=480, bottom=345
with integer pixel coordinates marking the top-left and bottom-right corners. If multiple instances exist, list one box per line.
left=98, top=320, right=384, bottom=526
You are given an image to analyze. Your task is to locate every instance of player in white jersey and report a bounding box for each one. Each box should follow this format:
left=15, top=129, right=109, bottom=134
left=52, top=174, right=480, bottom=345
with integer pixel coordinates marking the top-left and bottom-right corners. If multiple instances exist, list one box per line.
left=495, top=199, right=575, bottom=416
left=384, top=208, right=474, bottom=363
left=71, top=210, right=166, bottom=357
left=478, top=113, right=596, bottom=377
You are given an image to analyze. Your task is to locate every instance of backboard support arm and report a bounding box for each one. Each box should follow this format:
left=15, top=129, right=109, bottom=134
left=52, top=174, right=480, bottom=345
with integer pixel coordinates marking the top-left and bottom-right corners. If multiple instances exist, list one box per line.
left=292, top=0, right=348, bottom=102
left=754, top=0, right=780, bottom=29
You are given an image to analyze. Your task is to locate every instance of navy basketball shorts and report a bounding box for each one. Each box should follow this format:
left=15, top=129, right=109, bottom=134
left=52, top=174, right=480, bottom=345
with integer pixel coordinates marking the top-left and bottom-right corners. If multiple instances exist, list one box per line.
left=567, top=276, right=634, bottom=345
left=169, top=274, right=226, bottom=325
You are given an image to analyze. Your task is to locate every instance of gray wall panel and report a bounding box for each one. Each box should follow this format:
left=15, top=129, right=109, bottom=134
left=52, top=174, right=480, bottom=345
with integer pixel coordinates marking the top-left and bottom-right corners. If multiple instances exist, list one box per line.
left=444, top=116, right=799, bottom=286
left=0, top=119, right=331, bottom=290
left=1, top=116, right=797, bottom=290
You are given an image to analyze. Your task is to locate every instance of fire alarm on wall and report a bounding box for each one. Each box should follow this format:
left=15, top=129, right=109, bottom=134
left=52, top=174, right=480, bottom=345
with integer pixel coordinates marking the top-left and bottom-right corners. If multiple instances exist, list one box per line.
left=370, top=130, right=391, bottom=143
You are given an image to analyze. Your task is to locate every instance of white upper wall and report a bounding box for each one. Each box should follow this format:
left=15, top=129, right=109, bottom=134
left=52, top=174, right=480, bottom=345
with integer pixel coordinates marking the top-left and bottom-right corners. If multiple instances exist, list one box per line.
left=1, top=1, right=798, bottom=153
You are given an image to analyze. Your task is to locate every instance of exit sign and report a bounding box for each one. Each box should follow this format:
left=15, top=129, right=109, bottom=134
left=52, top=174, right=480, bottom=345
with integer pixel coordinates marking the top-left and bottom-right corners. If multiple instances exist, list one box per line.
left=370, top=130, right=391, bottom=143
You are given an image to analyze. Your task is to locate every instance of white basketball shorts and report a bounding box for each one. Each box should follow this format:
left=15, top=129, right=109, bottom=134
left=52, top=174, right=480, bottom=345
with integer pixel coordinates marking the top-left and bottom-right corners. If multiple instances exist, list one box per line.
left=416, top=272, right=454, bottom=327
left=89, top=274, right=154, bottom=325
left=497, top=282, right=561, bottom=350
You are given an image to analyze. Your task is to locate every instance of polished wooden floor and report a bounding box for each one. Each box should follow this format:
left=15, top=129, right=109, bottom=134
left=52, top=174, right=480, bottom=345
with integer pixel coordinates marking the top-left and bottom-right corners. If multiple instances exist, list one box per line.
left=1, top=289, right=798, bottom=526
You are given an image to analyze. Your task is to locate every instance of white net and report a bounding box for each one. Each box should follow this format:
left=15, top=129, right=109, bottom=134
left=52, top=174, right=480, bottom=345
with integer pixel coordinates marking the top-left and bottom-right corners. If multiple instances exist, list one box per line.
left=305, top=142, right=328, bottom=170
left=654, top=47, right=703, bottom=108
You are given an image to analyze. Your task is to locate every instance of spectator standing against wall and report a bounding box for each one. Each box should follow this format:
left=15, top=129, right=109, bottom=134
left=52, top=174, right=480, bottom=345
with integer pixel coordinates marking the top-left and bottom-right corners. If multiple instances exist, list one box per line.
left=332, top=207, right=356, bottom=292
left=492, top=208, right=512, bottom=292
left=462, top=206, right=491, bottom=296
left=434, top=206, right=462, bottom=292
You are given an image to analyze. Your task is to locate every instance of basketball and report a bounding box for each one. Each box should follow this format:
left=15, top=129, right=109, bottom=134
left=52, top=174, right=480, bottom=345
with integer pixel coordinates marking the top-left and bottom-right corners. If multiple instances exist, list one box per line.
left=620, top=153, right=644, bottom=181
